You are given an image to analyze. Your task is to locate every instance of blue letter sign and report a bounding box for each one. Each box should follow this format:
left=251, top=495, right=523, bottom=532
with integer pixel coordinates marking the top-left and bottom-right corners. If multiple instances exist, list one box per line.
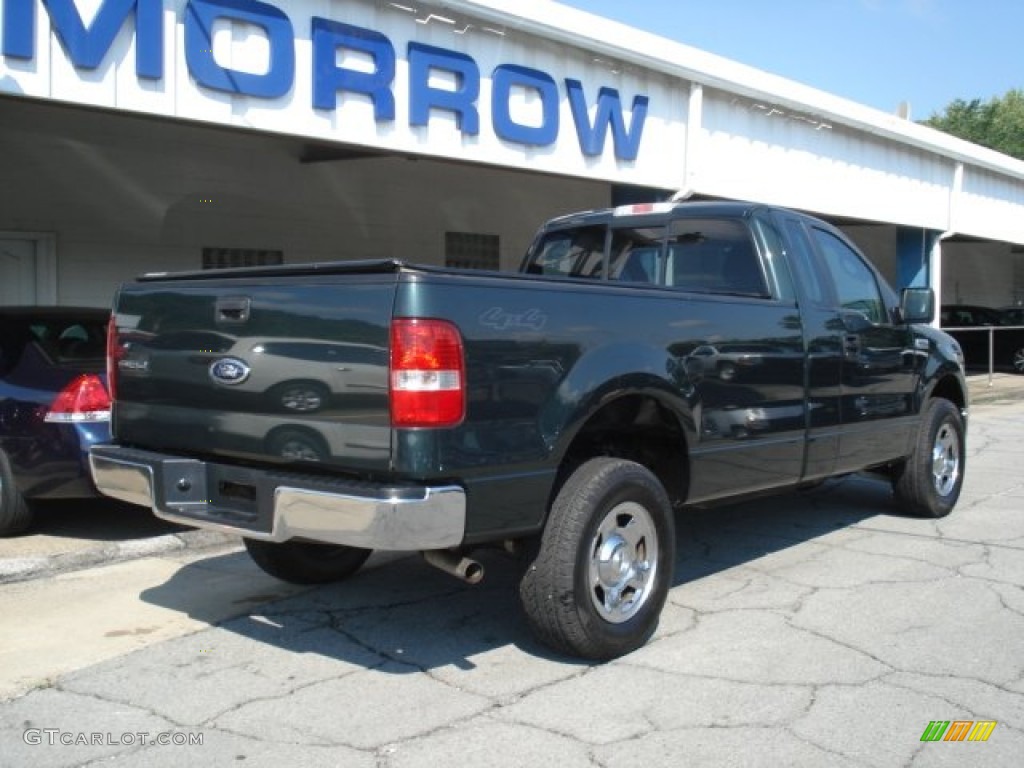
left=408, top=42, right=480, bottom=135
left=185, top=0, right=294, bottom=99
left=566, top=79, right=649, bottom=161
left=312, top=18, right=396, bottom=120
left=3, top=0, right=163, bottom=79
left=491, top=64, right=559, bottom=147
left=1, top=0, right=650, bottom=161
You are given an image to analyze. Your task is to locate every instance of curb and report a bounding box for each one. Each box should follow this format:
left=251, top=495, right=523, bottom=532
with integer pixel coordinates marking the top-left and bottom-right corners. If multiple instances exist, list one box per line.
left=0, top=529, right=239, bottom=585
left=968, top=384, right=1024, bottom=406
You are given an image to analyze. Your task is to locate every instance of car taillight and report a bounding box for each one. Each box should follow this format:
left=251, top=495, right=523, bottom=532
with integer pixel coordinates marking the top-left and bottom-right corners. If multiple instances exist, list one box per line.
left=44, top=374, right=111, bottom=423
left=390, top=318, right=465, bottom=428
left=106, top=314, right=120, bottom=400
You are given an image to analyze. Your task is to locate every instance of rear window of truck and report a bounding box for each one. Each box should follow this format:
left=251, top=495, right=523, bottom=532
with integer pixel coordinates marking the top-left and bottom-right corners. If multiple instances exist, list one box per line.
left=525, top=218, right=769, bottom=297
left=526, top=225, right=606, bottom=278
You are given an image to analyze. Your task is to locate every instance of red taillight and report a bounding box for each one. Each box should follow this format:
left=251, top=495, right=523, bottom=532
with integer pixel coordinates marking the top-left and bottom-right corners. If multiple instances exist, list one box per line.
left=45, top=374, right=111, bottom=423
left=390, top=318, right=465, bottom=427
left=105, top=314, right=120, bottom=401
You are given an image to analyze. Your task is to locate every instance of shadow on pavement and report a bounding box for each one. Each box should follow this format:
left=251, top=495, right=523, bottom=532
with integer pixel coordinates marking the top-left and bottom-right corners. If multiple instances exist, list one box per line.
left=142, top=544, right=567, bottom=671
left=26, top=498, right=188, bottom=542
left=138, top=472, right=906, bottom=671
left=674, top=472, right=896, bottom=582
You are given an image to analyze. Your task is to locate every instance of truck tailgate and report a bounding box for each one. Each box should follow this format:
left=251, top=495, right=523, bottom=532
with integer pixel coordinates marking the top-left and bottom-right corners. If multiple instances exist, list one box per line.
left=111, top=267, right=396, bottom=473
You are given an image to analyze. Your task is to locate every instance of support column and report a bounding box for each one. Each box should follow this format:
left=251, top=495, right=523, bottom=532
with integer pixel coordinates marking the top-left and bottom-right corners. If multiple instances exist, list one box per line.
left=896, top=227, right=938, bottom=289
left=929, top=236, right=945, bottom=327
left=897, top=227, right=943, bottom=326
left=681, top=82, right=703, bottom=196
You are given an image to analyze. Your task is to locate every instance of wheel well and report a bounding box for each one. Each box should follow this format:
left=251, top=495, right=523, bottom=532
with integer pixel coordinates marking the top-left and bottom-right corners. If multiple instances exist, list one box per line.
left=555, top=395, right=689, bottom=508
left=929, top=374, right=966, bottom=411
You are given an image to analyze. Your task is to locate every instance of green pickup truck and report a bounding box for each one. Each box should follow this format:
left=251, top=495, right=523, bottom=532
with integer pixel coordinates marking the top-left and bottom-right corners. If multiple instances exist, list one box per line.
left=91, top=201, right=968, bottom=659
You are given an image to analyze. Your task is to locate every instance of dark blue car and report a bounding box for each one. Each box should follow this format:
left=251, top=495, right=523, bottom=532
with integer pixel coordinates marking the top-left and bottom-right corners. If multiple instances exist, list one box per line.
left=0, top=307, right=111, bottom=535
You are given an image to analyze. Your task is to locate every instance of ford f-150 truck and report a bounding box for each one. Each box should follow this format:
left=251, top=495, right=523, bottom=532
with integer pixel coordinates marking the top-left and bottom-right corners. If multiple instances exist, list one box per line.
left=90, top=200, right=967, bottom=660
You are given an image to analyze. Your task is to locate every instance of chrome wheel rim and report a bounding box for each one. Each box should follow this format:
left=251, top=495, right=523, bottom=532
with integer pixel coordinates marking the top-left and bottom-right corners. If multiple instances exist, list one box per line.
left=1013, top=348, right=1024, bottom=373
left=931, top=421, right=960, bottom=497
left=587, top=501, right=659, bottom=624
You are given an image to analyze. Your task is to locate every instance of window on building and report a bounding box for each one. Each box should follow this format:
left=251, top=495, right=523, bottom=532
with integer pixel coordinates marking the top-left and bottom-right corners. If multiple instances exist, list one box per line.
left=202, top=247, right=283, bottom=270
left=445, top=232, right=500, bottom=271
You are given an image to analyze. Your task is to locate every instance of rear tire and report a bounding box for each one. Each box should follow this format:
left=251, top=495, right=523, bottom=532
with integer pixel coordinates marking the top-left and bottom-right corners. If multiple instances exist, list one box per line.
left=519, top=457, right=675, bottom=660
left=0, top=450, right=33, bottom=537
left=892, top=398, right=965, bottom=518
left=243, top=539, right=371, bottom=584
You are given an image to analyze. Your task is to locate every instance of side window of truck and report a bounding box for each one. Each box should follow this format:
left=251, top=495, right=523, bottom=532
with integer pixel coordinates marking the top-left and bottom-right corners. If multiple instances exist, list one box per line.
left=782, top=219, right=829, bottom=307
left=750, top=215, right=797, bottom=302
left=809, top=228, right=887, bottom=324
left=665, top=218, right=768, bottom=296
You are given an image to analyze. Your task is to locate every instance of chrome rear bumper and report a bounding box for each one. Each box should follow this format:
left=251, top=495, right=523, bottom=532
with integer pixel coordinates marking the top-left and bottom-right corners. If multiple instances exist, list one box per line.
left=89, top=445, right=465, bottom=550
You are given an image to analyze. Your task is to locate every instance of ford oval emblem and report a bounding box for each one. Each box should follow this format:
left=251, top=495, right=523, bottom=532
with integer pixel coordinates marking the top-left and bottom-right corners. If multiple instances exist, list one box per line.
left=209, top=357, right=251, bottom=386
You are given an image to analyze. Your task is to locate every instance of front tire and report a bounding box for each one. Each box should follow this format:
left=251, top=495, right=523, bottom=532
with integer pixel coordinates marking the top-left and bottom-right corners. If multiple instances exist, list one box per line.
left=243, top=539, right=371, bottom=584
left=892, top=398, right=965, bottom=518
left=0, top=450, right=33, bottom=537
left=519, top=458, right=675, bottom=660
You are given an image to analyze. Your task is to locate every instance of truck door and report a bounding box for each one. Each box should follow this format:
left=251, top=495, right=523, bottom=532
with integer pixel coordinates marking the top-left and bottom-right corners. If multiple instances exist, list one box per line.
left=772, top=216, right=842, bottom=482
left=666, top=216, right=807, bottom=500
left=804, top=225, right=919, bottom=473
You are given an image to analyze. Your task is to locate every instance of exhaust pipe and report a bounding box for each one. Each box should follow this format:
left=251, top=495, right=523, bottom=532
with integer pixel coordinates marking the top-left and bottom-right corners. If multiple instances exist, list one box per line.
left=422, top=550, right=484, bottom=585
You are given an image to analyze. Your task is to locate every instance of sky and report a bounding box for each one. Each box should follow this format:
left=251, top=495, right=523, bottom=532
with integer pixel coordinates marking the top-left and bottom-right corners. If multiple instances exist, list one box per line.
left=557, top=0, right=1023, bottom=120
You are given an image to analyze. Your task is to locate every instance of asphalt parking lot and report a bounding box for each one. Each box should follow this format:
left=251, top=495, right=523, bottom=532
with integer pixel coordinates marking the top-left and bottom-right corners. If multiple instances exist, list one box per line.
left=0, top=376, right=1021, bottom=766
left=0, top=499, right=236, bottom=585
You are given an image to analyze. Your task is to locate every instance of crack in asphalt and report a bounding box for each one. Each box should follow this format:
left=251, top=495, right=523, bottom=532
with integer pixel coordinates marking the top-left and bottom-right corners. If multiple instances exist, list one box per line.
left=784, top=723, right=876, bottom=768
left=883, top=670, right=1024, bottom=725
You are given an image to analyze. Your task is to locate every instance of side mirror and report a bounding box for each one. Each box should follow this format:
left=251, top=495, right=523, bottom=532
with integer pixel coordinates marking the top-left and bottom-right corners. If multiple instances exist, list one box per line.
left=899, top=287, right=934, bottom=324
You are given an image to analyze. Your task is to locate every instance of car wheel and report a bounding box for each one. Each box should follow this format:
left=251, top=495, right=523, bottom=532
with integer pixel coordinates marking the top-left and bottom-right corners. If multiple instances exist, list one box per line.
left=270, top=381, right=329, bottom=413
left=0, top=450, right=33, bottom=537
left=243, top=539, right=372, bottom=585
left=519, top=457, right=675, bottom=660
left=1013, top=347, right=1024, bottom=374
left=892, top=398, right=965, bottom=518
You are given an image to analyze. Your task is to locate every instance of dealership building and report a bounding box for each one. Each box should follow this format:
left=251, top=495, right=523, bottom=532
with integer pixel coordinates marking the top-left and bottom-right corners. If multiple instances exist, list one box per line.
left=2, top=0, right=1024, bottom=311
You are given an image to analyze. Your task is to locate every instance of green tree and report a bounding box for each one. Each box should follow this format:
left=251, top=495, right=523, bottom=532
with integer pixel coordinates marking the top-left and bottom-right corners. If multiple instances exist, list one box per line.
left=923, top=89, right=1024, bottom=161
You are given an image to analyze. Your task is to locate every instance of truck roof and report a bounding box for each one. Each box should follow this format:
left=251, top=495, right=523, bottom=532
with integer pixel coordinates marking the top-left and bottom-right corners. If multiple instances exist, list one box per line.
left=543, top=200, right=766, bottom=229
